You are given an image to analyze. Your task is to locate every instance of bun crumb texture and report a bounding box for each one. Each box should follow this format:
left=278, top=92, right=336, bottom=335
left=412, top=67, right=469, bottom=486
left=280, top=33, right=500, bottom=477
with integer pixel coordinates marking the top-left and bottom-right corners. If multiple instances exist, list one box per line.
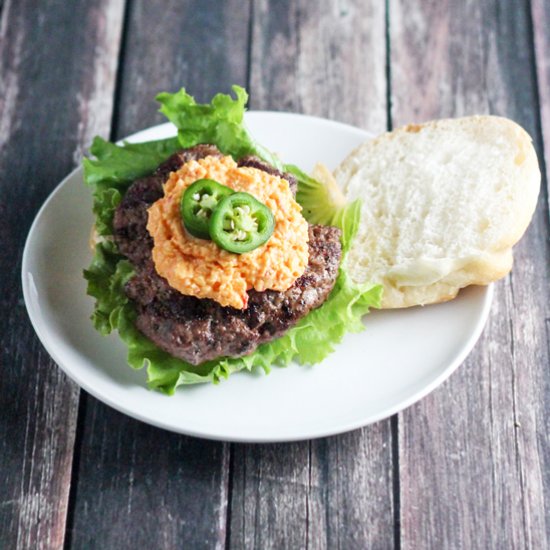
left=334, top=115, right=540, bottom=308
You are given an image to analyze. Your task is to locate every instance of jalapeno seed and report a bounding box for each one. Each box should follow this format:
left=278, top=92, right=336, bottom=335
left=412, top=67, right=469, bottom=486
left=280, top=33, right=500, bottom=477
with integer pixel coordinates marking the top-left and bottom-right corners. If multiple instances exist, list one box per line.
left=180, top=179, right=234, bottom=239
left=209, top=192, right=275, bottom=254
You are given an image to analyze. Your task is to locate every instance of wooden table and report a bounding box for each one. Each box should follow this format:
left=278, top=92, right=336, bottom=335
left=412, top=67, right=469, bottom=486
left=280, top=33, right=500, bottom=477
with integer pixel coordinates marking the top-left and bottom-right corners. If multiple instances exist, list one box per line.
left=2, top=1, right=549, bottom=548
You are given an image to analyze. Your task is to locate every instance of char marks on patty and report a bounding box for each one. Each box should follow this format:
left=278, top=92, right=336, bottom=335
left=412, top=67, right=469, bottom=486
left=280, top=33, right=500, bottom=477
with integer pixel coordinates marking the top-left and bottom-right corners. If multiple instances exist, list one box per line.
left=112, top=145, right=223, bottom=265
left=112, top=145, right=341, bottom=365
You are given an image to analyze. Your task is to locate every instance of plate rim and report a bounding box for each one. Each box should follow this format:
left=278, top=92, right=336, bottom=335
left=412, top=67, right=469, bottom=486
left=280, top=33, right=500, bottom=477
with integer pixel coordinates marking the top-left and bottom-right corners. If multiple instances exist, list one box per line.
left=21, top=113, right=494, bottom=442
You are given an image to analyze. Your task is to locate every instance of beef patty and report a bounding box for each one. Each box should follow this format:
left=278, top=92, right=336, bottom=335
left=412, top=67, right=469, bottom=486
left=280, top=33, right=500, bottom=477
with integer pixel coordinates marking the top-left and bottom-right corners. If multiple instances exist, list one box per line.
left=112, top=145, right=342, bottom=365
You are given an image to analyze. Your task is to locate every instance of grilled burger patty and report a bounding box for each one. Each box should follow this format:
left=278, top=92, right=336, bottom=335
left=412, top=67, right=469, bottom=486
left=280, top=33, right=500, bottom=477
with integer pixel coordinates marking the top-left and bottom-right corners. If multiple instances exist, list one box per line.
left=112, top=145, right=342, bottom=365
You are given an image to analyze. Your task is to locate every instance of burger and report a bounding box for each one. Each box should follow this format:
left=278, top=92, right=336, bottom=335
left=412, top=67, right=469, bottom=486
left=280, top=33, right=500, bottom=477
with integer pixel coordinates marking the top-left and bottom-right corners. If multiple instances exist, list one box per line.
left=84, top=86, right=381, bottom=394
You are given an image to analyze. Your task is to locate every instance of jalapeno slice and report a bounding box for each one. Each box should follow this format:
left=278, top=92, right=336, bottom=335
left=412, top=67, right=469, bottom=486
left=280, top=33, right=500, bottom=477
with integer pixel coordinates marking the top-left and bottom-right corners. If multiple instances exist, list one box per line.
left=209, top=192, right=275, bottom=254
left=180, top=179, right=234, bottom=238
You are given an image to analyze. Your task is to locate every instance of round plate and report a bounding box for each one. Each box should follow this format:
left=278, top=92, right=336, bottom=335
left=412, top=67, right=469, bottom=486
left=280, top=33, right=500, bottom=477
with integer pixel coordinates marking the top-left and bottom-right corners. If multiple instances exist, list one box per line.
left=22, top=113, right=493, bottom=442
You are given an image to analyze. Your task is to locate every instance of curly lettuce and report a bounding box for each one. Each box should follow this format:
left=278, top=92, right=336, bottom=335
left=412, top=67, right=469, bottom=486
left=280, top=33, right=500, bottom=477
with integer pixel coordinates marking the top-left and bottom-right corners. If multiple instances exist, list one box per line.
left=83, top=86, right=382, bottom=394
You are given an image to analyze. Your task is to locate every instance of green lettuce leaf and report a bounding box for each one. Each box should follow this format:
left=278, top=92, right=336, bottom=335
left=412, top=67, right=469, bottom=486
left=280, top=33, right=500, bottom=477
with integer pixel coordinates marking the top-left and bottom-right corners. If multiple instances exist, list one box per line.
left=83, top=86, right=382, bottom=394
left=83, top=239, right=134, bottom=335
left=84, top=136, right=179, bottom=235
left=157, top=85, right=283, bottom=170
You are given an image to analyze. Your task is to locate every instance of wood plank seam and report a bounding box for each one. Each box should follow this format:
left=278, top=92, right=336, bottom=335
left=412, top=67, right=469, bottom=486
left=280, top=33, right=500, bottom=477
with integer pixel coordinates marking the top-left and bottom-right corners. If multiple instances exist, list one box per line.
left=245, top=0, right=254, bottom=106
left=62, top=393, right=88, bottom=550
left=391, top=416, right=401, bottom=550
left=386, top=2, right=401, bottom=549
left=109, top=0, right=132, bottom=142
left=529, top=0, right=550, bottom=211
left=385, top=4, right=403, bottom=550
left=305, top=441, right=312, bottom=550
left=385, top=0, right=393, bottom=132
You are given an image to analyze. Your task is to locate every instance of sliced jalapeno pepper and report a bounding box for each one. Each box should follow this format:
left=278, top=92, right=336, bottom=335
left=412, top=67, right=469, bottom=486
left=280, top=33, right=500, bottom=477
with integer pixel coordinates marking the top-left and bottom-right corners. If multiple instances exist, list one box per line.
left=209, top=192, right=275, bottom=254
left=180, top=179, right=234, bottom=238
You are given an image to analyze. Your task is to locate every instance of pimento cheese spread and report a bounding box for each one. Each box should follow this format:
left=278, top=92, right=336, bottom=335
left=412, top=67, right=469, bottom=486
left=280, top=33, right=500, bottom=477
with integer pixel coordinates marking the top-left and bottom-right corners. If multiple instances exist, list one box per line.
left=147, top=155, right=309, bottom=309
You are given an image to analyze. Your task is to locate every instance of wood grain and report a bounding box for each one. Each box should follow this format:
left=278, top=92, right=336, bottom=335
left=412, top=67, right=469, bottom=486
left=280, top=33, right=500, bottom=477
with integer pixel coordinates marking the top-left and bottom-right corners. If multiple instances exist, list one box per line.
left=231, top=424, right=395, bottom=550
left=0, top=0, right=124, bottom=548
left=390, top=0, right=550, bottom=547
left=113, top=0, right=251, bottom=139
left=230, top=2, right=393, bottom=549
left=532, top=0, right=550, bottom=197
left=529, top=0, right=550, bottom=539
left=249, top=0, right=387, bottom=131
left=66, top=2, right=251, bottom=549
left=67, top=406, right=231, bottom=549
left=2, top=1, right=548, bottom=548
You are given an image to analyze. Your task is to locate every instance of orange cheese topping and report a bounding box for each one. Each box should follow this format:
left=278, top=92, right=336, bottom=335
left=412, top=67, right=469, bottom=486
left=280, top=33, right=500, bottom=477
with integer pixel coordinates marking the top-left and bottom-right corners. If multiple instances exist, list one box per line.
left=147, top=155, right=309, bottom=309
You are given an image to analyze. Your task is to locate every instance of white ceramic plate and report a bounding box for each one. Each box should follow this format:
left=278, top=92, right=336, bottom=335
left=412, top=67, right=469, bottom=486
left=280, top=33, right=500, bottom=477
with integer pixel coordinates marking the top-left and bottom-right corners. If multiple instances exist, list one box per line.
left=22, top=113, right=493, bottom=442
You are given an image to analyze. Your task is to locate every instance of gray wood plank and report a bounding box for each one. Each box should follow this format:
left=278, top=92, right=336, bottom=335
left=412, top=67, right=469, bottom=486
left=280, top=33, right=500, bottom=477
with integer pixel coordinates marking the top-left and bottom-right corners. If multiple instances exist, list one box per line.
left=0, top=0, right=124, bottom=549
left=389, top=0, right=550, bottom=548
left=530, top=0, right=550, bottom=538
left=229, top=2, right=393, bottom=549
left=231, top=424, right=395, bottom=550
left=114, top=0, right=251, bottom=139
left=68, top=407, right=231, bottom=549
left=532, top=0, right=550, bottom=199
left=66, top=2, right=251, bottom=549
left=249, top=0, right=387, bottom=131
